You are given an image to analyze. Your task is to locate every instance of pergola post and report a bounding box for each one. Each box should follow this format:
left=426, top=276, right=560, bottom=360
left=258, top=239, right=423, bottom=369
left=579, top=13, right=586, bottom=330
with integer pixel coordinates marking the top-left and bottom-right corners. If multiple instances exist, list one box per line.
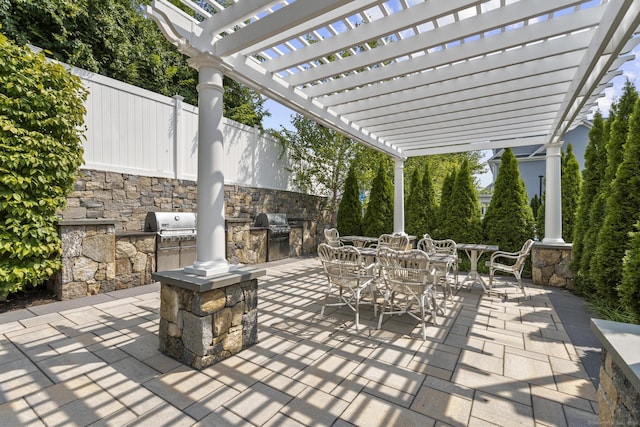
left=393, top=158, right=405, bottom=235
left=184, top=54, right=233, bottom=277
left=542, top=142, right=565, bottom=245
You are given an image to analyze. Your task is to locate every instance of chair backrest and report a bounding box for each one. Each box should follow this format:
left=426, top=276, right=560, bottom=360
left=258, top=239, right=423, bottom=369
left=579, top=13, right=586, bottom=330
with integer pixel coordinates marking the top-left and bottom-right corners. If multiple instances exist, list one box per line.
left=378, top=233, right=410, bottom=250
left=324, top=228, right=341, bottom=247
left=512, top=239, right=535, bottom=272
left=417, top=236, right=456, bottom=256
left=317, top=243, right=363, bottom=286
left=377, top=247, right=433, bottom=292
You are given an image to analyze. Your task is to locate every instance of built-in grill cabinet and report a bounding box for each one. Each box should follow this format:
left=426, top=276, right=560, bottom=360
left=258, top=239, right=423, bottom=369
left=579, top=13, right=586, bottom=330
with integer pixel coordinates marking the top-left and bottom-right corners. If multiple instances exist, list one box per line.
left=144, top=212, right=197, bottom=271
left=255, top=213, right=291, bottom=262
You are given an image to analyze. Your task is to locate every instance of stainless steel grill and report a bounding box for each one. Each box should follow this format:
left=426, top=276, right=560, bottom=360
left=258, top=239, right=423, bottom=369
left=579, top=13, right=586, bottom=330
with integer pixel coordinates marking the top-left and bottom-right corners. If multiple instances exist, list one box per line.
left=255, top=213, right=290, bottom=261
left=145, top=212, right=197, bottom=270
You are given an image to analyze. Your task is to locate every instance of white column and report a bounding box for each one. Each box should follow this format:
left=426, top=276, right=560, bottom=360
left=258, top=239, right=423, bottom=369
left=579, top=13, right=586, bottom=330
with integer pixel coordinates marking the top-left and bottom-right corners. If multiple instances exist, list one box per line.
left=172, top=95, right=184, bottom=180
left=542, top=142, right=565, bottom=244
left=184, top=54, right=234, bottom=276
left=393, top=157, right=405, bottom=235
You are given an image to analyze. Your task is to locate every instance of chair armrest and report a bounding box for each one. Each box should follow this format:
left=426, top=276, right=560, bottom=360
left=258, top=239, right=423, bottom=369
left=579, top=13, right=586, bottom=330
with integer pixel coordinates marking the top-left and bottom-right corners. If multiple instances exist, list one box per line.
left=489, top=251, right=520, bottom=263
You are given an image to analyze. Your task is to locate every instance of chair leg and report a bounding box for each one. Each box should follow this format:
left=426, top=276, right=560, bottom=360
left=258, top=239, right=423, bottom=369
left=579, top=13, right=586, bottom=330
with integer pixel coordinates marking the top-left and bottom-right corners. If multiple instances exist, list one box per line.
left=377, top=291, right=389, bottom=330
left=355, top=288, right=361, bottom=330
left=420, top=294, right=427, bottom=341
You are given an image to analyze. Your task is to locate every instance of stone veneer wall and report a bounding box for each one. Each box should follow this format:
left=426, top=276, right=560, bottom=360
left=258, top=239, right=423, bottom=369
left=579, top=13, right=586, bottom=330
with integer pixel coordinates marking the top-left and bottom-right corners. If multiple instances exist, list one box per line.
left=62, top=169, right=330, bottom=236
left=531, top=243, right=573, bottom=288
left=51, top=169, right=328, bottom=298
left=591, top=319, right=640, bottom=426
left=159, top=277, right=259, bottom=369
left=50, top=220, right=116, bottom=299
left=598, top=348, right=640, bottom=425
left=115, top=233, right=156, bottom=288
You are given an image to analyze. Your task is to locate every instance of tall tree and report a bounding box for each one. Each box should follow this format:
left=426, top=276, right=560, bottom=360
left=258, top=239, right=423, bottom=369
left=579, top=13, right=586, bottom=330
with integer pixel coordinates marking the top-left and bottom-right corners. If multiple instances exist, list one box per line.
left=273, top=114, right=360, bottom=226
left=590, top=82, right=638, bottom=302
left=0, top=0, right=268, bottom=127
left=620, top=221, right=640, bottom=323
left=561, top=144, right=581, bottom=243
left=579, top=112, right=614, bottom=293
left=435, top=169, right=457, bottom=239
left=421, top=162, right=439, bottom=235
left=593, top=97, right=640, bottom=305
left=363, top=160, right=394, bottom=237
left=571, top=111, right=607, bottom=294
left=336, top=164, right=362, bottom=236
left=482, top=148, right=534, bottom=253
left=405, top=168, right=425, bottom=237
left=529, top=194, right=541, bottom=220
left=446, top=160, right=482, bottom=244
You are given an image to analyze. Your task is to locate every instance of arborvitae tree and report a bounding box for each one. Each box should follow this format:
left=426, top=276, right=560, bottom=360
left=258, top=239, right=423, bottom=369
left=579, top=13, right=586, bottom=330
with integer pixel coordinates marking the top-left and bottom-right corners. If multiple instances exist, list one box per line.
left=482, top=148, right=534, bottom=253
left=590, top=82, right=639, bottom=303
left=363, top=160, right=393, bottom=237
left=405, top=168, right=425, bottom=237
left=421, top=163, right=439, bottom=235
left=620, top=221, right=640, bottom=323
left=593, top=97, right=640, bottom=305
left=530, top=194, right=541, bottom=219
left=580, top=111, right=615, bottom=293
left=446, top=160, right=482, bottom=244
left=336, top=164, right=362, bottom=236
left=435, top=169, right=457, bottom=239
left=536, top=195, right=545, bottom=241
left=571, top=111, right=607, bottom=294
left=561, top=144, right=581, bottom=243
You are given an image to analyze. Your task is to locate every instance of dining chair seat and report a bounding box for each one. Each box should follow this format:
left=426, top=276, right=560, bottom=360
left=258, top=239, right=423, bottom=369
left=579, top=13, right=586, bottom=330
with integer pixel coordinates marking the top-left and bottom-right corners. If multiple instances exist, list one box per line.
left=317, top=243, right=378, bottom=330
left=376, top=247, right=438, bottom=340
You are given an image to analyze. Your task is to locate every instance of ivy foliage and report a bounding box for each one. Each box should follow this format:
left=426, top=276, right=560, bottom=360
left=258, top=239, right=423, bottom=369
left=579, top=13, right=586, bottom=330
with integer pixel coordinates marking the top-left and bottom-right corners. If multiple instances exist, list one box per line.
left=0, top=31, right=87, bottom=297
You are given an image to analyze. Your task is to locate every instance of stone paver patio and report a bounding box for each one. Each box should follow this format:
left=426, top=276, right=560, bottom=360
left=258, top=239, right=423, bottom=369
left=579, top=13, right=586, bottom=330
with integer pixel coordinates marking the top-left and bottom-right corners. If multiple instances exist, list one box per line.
left=0, top=256, right=600, bottom=426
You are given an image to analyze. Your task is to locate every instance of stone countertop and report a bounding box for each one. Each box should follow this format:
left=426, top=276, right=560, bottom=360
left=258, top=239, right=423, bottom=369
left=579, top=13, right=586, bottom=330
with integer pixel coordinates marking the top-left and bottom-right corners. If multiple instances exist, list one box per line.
left=591, top=318, right=640, bottom=392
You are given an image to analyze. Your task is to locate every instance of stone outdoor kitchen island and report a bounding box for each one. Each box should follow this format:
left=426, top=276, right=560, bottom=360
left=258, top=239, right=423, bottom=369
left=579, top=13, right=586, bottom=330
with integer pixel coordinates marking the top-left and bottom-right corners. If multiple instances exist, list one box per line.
left=153, top=268, right=265, bottom=370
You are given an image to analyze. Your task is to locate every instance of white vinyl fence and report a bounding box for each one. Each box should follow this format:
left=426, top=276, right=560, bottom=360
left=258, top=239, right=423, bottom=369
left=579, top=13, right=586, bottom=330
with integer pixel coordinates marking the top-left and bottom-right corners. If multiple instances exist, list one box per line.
left=70, top=65, right=291, bottom=191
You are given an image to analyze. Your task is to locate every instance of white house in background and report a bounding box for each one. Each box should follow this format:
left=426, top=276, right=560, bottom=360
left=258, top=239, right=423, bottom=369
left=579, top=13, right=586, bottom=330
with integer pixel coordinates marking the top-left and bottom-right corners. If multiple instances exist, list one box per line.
left=481, top=122, right=591, bottom=210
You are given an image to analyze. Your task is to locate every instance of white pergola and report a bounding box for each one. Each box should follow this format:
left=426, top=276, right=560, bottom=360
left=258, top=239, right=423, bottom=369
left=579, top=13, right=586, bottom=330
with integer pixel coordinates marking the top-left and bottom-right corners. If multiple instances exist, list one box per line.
left=147, top=0, right=640, bottom=277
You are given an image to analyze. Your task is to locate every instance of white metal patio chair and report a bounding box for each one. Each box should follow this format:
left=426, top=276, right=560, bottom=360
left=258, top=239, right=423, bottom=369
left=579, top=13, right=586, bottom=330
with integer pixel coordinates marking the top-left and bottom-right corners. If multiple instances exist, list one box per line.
left=374, top=233, right=410, bottom=250
left=376, top=247, right=438, bottom=340
left=324, top=228, right=343, bottom=247
left=487, top=239, right=535, bottom=296
left=417, top=236, right=458, bottom=304
left=317, top=243, right=378, bottom=330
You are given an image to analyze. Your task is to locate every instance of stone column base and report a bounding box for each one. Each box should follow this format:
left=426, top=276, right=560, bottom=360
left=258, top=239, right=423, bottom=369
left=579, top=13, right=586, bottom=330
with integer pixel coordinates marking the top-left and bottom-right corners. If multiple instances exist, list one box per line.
left=154, top=267, right=266, bottom=370
left=531, top=242, right=573, bottom=288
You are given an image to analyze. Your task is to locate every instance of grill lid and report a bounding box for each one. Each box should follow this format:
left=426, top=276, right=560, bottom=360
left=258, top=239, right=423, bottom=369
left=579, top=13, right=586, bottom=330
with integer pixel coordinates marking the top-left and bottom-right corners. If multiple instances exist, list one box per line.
left=255, top=213, right=290, bottom=232
left=145, top=212, right=197, bottom=233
